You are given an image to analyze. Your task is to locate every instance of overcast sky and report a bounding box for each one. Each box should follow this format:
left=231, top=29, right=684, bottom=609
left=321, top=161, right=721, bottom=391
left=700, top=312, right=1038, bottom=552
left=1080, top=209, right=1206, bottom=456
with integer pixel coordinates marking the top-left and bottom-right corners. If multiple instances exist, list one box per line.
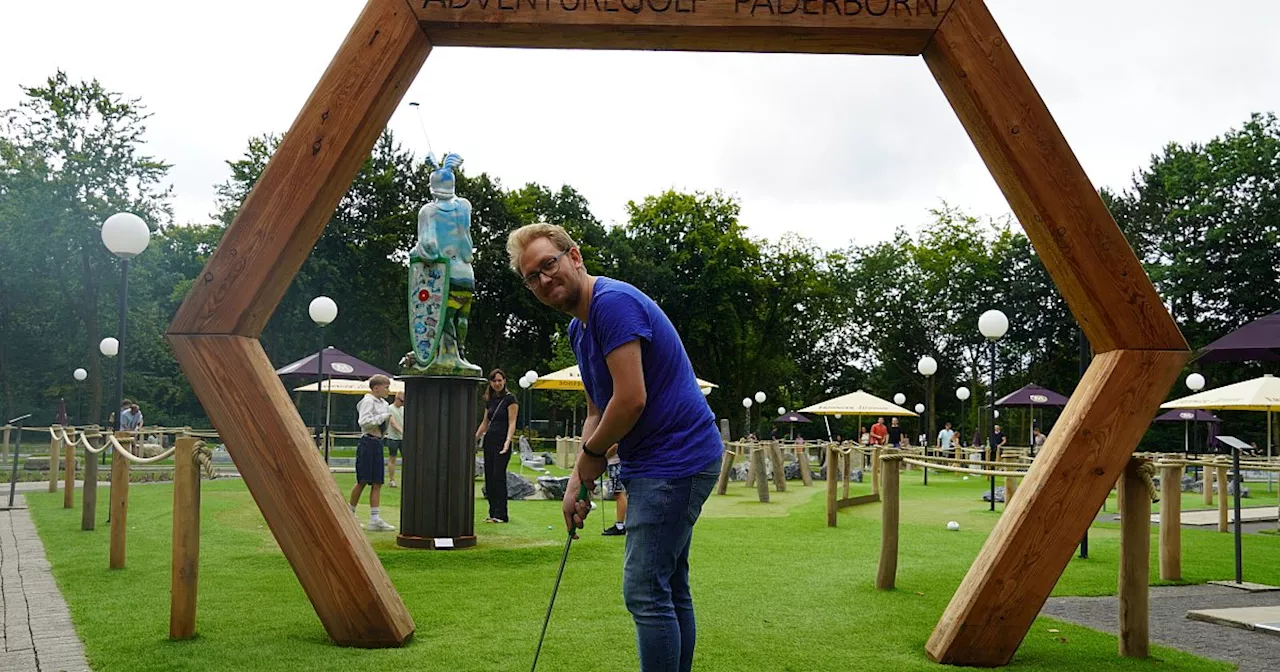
left=3, top=1, right=1278, bottom=250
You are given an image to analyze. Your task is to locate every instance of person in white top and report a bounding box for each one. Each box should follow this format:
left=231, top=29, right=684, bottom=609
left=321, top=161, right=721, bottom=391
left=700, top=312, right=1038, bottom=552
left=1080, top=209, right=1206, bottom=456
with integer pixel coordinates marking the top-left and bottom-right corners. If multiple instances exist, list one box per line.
left=350, top=375, right=395, bottom=531
left=936, top=421, right=956, bottom=459
left=385, top=392, right=405, bottom=488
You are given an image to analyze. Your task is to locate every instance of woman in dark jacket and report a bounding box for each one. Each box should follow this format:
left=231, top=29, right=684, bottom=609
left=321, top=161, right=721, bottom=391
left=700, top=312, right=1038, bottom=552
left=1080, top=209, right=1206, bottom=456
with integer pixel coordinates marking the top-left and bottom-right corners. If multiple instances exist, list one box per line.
left=474, top=369, right=519, bottom=523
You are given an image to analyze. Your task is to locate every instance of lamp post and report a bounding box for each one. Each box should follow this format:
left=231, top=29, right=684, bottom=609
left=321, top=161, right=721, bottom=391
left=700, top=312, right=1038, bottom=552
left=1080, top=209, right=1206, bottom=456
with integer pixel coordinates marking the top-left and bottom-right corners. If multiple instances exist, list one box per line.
left=100, top=213, right=150, bottom=432
left=1185, top=373, right=1206, bottom=454
left=73, top=368, right=88, bottom=426
left=741, top=397, right=753, bottom=440
left=979, top=309, right=1008, bottom=511
left=99, top=338, right=119, bottom=429
left=754, top=391, right=766, bottom=438
left=308, top=296, right=337, bottom=463
left=918, top=355, right=937, bottom=447
left=520, top=370, right=539, bottom=432
left=956, top=386, right=970, bottom=452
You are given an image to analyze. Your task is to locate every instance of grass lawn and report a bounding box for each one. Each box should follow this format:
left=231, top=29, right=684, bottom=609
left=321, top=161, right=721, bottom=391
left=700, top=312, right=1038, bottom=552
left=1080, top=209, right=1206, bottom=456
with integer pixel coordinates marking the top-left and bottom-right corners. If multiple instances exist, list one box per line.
left=26, top=465, right=1280, bottom=672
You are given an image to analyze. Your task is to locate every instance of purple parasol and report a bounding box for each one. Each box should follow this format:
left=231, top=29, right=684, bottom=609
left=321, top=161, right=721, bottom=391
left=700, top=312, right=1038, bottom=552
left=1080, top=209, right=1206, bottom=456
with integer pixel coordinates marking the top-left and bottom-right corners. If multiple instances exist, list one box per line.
left=775, top=412, right=812, bottom=424
left=994, top=383, right=1070, bottom=407
left=1196, top=311, right=1280, bottom=363
left=1153, top=409, right=1220, bottom=423
left=275, top=346, right=392, bottom=380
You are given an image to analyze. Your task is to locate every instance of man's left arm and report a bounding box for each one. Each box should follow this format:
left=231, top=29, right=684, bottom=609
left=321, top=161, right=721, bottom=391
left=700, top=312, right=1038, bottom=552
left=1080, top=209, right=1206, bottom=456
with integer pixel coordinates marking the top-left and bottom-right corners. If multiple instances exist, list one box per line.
left=564, top=340, right=646, bottom=533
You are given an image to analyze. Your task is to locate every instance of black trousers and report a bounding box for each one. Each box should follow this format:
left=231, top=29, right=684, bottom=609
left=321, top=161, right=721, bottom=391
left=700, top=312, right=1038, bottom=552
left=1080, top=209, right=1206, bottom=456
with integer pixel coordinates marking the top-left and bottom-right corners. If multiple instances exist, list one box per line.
left=482, top=432, right=511, bottom=521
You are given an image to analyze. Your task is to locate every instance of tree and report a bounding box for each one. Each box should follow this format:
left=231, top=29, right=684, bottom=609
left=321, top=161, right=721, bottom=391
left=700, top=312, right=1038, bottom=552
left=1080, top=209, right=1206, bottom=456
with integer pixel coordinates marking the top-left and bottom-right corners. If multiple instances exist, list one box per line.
left=0, top=70, right=172, bottom=423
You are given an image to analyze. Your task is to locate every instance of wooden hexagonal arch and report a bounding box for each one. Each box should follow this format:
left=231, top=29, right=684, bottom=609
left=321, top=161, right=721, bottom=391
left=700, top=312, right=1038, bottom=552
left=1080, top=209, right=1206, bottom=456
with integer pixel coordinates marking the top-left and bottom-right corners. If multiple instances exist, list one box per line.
left=167, top=0, right=1189, bottom=661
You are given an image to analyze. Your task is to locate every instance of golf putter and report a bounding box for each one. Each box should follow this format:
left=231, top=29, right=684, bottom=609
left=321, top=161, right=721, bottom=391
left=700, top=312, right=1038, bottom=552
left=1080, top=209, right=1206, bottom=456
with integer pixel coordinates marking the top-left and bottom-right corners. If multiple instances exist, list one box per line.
left=531, top=483, right=589, bottom=672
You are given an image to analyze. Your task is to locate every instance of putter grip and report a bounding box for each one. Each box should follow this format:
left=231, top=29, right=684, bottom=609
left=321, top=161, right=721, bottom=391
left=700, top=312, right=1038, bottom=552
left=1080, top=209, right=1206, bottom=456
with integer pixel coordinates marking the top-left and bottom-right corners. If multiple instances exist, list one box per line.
left=577, top=483, right=589, bottom=501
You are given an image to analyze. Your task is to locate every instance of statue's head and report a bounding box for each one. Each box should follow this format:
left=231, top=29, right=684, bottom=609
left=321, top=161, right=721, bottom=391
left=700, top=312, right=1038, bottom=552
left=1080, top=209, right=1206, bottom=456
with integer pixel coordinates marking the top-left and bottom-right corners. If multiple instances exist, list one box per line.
left=429, top=152, right=463, bottom=199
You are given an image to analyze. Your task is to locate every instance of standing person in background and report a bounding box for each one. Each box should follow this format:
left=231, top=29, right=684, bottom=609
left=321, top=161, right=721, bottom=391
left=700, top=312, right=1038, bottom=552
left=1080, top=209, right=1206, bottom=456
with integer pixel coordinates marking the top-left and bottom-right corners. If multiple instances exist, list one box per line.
left=886, top=417, right=903, bottom=448
left=350, top=375, right=395, bottom=532
left=385, top=392, right=405, bottom=488
left=129, top=404, right=144, bottom=432
left=937, top=421, right=956, bottom=457
left=869, top=417, right=888, bottom=446
left=474, top=369, right=518, bottom=523
left=989, top=424, right=1008, bottom=460
left=603, top=443, right=627, bottom=536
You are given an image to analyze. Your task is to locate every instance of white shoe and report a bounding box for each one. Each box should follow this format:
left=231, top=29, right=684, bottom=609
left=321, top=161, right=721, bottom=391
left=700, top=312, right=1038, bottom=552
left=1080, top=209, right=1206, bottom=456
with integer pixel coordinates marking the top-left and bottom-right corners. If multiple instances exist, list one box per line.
left=367, top=518, right=396, bottom=532
left=389, top=480, right=397, bottom=488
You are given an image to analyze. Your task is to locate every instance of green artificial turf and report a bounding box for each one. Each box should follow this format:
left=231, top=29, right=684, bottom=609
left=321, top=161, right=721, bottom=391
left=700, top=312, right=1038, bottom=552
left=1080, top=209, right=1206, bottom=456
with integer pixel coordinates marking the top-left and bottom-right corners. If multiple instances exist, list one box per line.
left=27, top=467, right=1275, bottom=672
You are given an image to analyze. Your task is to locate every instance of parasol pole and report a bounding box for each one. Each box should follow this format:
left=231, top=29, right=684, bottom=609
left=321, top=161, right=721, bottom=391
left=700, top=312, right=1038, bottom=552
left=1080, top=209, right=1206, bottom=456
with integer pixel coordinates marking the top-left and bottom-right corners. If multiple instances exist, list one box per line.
left=824, top=416, right=832, bottom=442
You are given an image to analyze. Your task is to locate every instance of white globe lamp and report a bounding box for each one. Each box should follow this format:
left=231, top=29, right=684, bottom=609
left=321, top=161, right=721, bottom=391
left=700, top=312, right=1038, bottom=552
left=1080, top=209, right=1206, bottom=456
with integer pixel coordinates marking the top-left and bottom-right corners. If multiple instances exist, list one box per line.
left=308, top=296, right=338, bottom=326
left=101, top=213, right=150, bottom=258
left=99, top=337, right=119, bottom=358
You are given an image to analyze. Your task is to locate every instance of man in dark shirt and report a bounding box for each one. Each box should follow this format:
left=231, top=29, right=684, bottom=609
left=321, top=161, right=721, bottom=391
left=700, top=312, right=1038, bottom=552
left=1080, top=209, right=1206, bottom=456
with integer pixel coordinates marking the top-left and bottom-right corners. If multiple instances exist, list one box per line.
left=989, top=424, right=1007, bottom=457
left=887, top=417, right=904, bottom=447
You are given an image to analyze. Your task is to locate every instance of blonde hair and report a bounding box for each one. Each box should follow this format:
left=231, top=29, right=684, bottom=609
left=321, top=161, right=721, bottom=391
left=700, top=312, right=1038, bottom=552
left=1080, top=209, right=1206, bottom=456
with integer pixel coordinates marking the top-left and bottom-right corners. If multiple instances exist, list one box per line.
left=369, top=374, right=391, bottom=389
left=507, top=223, right=578, bottom=274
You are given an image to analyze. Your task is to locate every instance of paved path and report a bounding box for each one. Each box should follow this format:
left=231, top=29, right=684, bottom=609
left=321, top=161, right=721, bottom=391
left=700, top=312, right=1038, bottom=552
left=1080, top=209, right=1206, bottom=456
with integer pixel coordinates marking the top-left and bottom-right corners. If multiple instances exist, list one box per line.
left=1, top=496, right=89, bottom=672
left=1043, top=584, right=1280, bottom=672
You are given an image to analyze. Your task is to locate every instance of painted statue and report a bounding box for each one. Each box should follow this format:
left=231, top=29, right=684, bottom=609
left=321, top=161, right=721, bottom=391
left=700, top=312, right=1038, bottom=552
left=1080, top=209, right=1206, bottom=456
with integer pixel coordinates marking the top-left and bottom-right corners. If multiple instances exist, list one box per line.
left=402, top=152, right=482, bottom=376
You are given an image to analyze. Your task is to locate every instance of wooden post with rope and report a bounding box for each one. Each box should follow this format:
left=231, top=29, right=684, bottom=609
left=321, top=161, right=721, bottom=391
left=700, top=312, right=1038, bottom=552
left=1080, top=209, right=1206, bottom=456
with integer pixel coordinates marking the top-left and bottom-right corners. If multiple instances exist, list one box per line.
left=171, top=436, right=202, bottom=639
left=715, top=423, right=734, bottom=496
left=1203, top=464, right=1215, bottom=506
left=109, top=432, right=132, bottom=570
left=770, top=442, right=787, bottom=492
left=63, top=429, right=76, bottom=509
left=1159, top=463, right=1182, bottom=581
left=826, top=445, right=838, bottom=527
left=48, top=428, right=61, bottom=494
left=1118, top=458, right=1151, bottom=658
left=752, top=445, right=769, bottom=503
left=797, top=443, right=813, bottom=487
left=1217, top=465, right=1229, bottom=533
left=82, top=433, right=100, bottom=531
left=876, top=452, right=901, bottom=590
left=871, top=447, right=881, bottom=497
left=1003, top=455, right=1018, bottom=505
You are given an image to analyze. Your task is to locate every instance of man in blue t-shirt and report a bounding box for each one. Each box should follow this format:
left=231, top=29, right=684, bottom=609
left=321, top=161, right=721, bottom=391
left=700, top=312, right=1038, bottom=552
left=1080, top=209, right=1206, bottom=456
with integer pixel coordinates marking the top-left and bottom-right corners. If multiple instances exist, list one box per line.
left=509, top=223, right=721, bottom=672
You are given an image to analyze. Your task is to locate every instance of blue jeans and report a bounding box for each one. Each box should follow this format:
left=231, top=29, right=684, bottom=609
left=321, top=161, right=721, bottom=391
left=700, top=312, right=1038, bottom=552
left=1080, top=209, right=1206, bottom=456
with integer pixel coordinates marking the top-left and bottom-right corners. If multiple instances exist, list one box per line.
left=621, top=458, right=720, bottom=672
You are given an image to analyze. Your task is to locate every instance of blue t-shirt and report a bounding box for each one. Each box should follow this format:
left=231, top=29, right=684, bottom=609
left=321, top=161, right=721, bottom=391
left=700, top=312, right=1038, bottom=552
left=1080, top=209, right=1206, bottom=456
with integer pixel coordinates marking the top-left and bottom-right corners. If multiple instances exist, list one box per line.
left=570, top=277, right=721, bottom=480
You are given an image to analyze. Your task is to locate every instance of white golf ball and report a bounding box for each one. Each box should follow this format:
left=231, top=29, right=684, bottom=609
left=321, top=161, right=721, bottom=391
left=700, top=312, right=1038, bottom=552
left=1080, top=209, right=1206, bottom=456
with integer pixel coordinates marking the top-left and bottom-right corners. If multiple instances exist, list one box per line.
left=947, top=521, right=960, bottom=531
left=962, top=475, right=970, bottom=480
left=547, top=525, right=553, bottom=530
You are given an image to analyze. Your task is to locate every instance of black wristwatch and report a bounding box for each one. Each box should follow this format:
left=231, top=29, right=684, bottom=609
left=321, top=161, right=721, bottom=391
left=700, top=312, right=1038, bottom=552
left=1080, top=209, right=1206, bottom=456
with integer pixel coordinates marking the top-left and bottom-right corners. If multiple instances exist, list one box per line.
left=581, top=441, right=607, bottom=459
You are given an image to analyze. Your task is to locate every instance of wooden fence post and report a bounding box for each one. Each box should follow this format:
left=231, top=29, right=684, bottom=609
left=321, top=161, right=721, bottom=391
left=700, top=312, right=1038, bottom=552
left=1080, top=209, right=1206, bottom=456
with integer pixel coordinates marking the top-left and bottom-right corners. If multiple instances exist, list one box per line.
left=1004, top=456, right=1018, bottom=505
left=797, top=445, right=813, bottom=487
left=1203, top=463, right=1214, bottom=506
left=82, top=435, right=99, bottom=531
left=876, top=455, right=901, bottom=590
left=109, top=436, right=131, bottom=569
left=770, top=442, right=786, bottom=492
left=170, top=437, right=201, bottom=639
left=715, top=423, right=734, bottom=496
left=48, top=429, right=61, bottom=493
left=752, top=446, right=769, bottom=503
left=1159, top=463, right=1182, bottom=581
left=1217, top=465, right=1229, bottom=533
left=1118, top=458, right=1150, bottom=658
left=871, top=447, right=881, bottom=497
left=63, top=430, right=76, bottom=509
left=826, top=446, right=838, bottom=527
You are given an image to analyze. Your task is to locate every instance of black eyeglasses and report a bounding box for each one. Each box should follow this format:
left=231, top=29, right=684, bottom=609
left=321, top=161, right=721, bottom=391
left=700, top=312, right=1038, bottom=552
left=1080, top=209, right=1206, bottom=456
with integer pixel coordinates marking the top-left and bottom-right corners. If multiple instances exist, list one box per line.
left=521, top=249, right=569, bottom=289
